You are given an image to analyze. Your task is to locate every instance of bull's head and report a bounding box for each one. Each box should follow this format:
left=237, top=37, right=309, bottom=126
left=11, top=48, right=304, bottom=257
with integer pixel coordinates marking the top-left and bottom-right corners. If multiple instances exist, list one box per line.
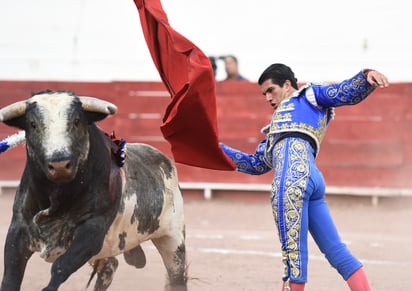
left=0, top=90, right=117, bottom=184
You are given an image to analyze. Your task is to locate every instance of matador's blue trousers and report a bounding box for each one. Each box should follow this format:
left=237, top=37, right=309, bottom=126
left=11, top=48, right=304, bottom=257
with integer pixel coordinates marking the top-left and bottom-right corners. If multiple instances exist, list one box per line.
left=270, top=137, right=362, bottom=283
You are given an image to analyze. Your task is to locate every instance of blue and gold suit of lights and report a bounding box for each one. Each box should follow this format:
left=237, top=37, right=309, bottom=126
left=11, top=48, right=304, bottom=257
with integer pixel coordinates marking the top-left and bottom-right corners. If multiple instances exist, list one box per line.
left=220, top=71, right=375, bottom=283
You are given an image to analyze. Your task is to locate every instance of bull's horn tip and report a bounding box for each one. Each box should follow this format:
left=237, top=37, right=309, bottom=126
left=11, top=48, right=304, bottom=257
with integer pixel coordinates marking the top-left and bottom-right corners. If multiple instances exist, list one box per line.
left=108, top=105, right=118, bottom=114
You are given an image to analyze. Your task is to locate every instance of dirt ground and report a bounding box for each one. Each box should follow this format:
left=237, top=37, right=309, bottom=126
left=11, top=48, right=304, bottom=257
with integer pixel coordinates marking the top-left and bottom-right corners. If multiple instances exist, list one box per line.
left=0, top=192, right=411, bottom=291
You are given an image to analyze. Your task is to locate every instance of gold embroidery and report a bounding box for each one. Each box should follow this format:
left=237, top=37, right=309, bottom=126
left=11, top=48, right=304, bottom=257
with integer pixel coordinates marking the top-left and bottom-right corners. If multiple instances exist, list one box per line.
left=273, top=112, right=292, bottom=122
left=269, top=114, right=328, bottom=155
left=277, top=102, right=295, bottom=112
left=271, top=138, right=310, bottom=280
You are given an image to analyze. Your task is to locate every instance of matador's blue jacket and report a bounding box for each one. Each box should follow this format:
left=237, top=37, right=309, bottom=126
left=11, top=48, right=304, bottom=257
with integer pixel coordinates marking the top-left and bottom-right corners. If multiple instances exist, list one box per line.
left=221, top=70, right=375, bottom=173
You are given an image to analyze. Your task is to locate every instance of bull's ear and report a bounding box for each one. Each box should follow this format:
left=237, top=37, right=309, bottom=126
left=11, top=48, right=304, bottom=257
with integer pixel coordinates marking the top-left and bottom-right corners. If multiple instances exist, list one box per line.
left=79, top=96, right=117, bottom=124
left=3, top=116, right=27, bottom=130
left=84, top=111, right=111, bottom=124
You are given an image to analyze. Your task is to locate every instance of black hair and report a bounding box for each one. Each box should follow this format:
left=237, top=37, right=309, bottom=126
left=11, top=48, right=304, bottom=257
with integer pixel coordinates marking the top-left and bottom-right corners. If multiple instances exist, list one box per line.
left=225, top=55, right=238, bottom=64
left=258, top=63, right=298, bottom=90
left=208, top=57, right=218, bottom=77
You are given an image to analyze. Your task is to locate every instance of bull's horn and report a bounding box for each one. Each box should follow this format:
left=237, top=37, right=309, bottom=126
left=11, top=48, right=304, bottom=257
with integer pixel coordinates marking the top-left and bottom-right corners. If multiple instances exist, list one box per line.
left=0, top=101, right=27, bottom=122
left=78, top=96, right=118, bottom=115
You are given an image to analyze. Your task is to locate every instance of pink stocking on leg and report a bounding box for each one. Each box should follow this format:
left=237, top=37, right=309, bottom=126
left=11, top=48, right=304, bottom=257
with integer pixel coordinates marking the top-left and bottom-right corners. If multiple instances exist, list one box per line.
left=282, top=281, right=305, bottom=291
left=346, top=267, right=371, bottom=291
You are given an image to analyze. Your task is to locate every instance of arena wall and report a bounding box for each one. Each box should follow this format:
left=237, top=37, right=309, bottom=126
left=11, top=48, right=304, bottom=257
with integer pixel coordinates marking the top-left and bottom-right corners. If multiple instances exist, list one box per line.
left=0, top=80, right=411, bottom=189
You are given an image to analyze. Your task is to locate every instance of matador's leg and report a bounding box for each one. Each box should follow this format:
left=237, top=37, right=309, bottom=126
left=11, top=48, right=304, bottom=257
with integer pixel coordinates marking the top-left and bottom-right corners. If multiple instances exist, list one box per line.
left=270, top=138, right=312, bottom=285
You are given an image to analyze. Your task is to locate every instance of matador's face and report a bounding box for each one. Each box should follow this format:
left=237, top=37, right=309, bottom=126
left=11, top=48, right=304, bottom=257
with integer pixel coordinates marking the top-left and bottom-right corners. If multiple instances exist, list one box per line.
left=260, top=79, right=295, bottom=111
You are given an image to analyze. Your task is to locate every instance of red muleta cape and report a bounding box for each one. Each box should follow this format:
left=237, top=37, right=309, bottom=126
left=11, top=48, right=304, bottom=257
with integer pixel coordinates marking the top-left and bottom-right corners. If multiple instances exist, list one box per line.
left=134, top=0, right=236, bottom=171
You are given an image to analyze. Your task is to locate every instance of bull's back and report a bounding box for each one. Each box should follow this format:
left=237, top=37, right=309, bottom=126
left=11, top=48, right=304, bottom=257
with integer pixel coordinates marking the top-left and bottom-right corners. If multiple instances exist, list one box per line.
left=96, top=143, right=184, bottom=258
left=124, top=143, right=179, bottom=198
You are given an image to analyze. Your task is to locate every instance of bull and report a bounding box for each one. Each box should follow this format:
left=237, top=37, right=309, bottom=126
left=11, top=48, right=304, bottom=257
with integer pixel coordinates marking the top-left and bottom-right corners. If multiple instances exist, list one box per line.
left=0, top=90, right=187, bottom=291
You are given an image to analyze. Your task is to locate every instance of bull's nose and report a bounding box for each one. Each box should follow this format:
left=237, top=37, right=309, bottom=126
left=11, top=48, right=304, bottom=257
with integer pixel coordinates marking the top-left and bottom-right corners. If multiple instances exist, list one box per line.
left=47, top=160, right=73, bottom=179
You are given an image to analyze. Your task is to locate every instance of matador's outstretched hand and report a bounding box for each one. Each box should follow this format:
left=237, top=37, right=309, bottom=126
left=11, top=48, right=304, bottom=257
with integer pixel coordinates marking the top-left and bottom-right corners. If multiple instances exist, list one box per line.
left=365, top=69, right=389, bottom=88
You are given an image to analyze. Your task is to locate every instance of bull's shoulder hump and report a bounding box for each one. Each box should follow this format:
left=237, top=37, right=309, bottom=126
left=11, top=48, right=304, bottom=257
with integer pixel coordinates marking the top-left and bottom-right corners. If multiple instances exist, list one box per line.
left=126, top=142, right=158, bottom=152
left=126, top=143, right=169, bottom=159
left=125, top=143, right=175, bottom=172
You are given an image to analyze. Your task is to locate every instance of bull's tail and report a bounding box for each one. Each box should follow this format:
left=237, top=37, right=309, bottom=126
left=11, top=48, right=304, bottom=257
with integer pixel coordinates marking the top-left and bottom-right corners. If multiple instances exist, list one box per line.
left=86, top=266, right=98, bottom=289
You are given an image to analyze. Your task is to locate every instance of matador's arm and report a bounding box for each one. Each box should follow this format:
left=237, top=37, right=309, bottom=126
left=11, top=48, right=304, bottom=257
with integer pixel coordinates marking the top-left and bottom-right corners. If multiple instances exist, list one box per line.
left=220, top=138, right=272, bottom=175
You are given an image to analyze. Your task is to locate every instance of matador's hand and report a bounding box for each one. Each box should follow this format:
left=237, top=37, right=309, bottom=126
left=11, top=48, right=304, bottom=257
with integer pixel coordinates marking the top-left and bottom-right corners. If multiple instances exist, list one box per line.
left=365, top=70, right=389, bottom=88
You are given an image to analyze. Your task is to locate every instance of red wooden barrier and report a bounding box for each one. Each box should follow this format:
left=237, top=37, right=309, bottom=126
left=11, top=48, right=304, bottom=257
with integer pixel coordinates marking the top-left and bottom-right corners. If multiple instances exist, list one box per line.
left=0, top=80, right=411, bottom=188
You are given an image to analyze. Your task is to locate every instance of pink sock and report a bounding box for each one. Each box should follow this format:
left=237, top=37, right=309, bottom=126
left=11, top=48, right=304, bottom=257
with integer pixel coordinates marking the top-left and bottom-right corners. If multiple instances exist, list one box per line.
left=346, top=267, right=371, bottom=291
left=282, top=281, right=305, bottom=291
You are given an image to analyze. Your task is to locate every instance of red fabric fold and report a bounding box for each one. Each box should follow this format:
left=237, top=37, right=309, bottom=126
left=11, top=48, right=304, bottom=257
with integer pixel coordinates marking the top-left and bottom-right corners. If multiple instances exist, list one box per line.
left=134, top=0, right=236, bottom=170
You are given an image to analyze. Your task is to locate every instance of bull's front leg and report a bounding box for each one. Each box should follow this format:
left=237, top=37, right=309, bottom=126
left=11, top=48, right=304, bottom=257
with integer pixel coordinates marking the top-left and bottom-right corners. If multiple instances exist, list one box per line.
left=0, top=222, right=33, bottom=291
left=42, top=216, right=107, bottom=291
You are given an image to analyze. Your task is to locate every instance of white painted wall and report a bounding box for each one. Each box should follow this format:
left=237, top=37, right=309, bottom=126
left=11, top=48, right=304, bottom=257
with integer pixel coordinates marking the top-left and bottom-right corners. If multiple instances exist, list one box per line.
left=0, top=0, right=410, bottom=83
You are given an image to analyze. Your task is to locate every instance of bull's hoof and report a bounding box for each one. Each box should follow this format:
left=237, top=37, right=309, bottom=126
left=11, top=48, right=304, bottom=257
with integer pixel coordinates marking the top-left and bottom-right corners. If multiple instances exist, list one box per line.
left=91, top=257, right=119, bottom=291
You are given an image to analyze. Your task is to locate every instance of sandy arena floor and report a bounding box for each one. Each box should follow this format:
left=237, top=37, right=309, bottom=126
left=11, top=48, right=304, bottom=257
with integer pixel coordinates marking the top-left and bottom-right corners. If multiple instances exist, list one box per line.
left=0, top=192, right=411, bottom=291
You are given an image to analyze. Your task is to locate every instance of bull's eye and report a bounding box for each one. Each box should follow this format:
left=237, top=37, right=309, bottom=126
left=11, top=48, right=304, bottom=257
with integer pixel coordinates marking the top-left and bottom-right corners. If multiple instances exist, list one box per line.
left=74, top=118, right=80, bottom=127
left=30, top=121, right=36, bottom=129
